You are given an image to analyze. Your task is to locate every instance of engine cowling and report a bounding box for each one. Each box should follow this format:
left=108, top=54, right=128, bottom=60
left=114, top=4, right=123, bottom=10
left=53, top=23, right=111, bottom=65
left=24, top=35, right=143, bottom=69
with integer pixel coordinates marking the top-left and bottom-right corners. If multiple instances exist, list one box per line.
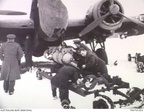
left=86, top=0, right=124, bottom=31
left=37, top=0, right=68, bottom=41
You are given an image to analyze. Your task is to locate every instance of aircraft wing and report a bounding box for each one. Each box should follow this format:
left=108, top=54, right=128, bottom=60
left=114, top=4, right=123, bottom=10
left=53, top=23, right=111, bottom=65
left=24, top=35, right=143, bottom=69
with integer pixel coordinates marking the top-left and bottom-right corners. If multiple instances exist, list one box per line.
left=0, top=18, right=34, bottom=43
left=0, top=0, right=34, bottom=41
left=64, top=0, right=144, bottom=41
left=64, top=19, right=86, bottom=39
left=65, top=13, right=144, bottom=40
left=115, top=14, right=144, bottom=38
left=0, top=18, right=34, bottom=29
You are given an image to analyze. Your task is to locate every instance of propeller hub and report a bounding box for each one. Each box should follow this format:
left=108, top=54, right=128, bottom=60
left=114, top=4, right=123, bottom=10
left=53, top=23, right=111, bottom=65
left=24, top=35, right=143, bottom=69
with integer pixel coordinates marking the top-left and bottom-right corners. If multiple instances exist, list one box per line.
left=109, top=4, right=120, bottom=15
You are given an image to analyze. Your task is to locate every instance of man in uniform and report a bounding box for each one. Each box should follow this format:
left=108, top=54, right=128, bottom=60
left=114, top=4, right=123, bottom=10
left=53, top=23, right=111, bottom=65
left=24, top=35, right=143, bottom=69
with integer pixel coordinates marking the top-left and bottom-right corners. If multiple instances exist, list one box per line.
left=79, top=47, right=108, bottom=77
left=0, top=34, right=24, bottom=95
left=79, top=48, right=113, bottom=89
left=73, top=39, right=91, bottom=69
left=51, top=65, right=81, bottom=109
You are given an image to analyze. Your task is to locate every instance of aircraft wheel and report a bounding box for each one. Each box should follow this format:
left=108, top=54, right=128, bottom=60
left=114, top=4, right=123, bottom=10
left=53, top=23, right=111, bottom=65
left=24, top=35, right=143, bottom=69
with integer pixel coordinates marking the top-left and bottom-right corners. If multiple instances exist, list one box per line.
left=83, top=75, right=97, bottom=91
left=95, top=48, right=108, bottom=64
left=135, top=53, right=138, bottom=63
left=93, top=95, right=114, bottom=109
left=137, top=68, right=140, bottom=73
left=36, top=69, right=43, bottom=80
left=128, top=54, right=131, bottom=61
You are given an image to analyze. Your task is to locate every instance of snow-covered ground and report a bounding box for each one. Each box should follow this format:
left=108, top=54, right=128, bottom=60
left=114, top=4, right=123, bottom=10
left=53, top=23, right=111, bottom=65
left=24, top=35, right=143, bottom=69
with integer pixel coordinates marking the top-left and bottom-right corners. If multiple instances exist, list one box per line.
left=0, top=35, right=144, bottom=110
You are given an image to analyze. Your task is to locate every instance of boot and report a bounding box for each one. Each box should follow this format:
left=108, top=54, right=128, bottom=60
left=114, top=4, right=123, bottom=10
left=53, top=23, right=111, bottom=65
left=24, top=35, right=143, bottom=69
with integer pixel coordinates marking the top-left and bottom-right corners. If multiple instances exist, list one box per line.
left=63, top=104, right=76, bottom=109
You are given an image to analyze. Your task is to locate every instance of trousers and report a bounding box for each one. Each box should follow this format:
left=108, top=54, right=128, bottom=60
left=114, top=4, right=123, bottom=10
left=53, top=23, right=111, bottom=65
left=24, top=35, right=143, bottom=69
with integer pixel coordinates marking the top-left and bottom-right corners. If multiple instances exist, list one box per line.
left=51, top=85, right=57, bottom=97
left=59, top=88, right=71, bottom=106
left=3, top=80, right=15, bottom=92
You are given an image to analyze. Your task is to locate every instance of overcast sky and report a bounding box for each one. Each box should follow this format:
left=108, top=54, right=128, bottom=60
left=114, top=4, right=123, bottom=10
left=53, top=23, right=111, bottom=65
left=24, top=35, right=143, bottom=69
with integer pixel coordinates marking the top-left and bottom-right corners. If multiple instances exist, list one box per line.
left=0, top=0, right=144, bottom=19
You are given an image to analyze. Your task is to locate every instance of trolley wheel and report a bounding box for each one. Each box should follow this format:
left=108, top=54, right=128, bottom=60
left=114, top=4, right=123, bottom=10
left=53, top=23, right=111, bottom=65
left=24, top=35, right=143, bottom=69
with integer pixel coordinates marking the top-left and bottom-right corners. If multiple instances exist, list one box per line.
left=135, top=53, right=138, bottom=63
left=128, top=54, right=131, bottom=61
left=36, top=69, right=43, bottom=80
left=137, top=68, right=140, bottom=73
left=93, top=95, right=114, bottom=109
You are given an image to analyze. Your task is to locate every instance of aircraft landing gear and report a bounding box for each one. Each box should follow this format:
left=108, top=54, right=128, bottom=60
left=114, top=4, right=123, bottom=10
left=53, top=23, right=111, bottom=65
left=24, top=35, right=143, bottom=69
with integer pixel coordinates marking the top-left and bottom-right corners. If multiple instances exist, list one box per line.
left=87, top=38, right=108, bottom=64
left=95, top=48, right=108, bottom=64
left=24, top=35, right=35, bottom=68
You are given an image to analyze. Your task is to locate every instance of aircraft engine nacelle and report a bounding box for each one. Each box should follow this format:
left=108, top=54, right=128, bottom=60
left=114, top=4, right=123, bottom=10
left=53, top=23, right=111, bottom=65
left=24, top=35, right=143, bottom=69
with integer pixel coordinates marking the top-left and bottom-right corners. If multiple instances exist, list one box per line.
left=86, top=0, right=124, bottom=31
left=52, top=48, right=75, bottom=65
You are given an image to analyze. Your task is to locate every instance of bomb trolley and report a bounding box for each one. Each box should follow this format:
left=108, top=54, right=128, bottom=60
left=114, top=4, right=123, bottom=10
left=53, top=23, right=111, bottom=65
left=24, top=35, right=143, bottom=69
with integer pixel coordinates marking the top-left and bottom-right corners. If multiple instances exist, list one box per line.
left=128, top=53, right=144, bottom=73
left=36, top=62, right=144, bottom=109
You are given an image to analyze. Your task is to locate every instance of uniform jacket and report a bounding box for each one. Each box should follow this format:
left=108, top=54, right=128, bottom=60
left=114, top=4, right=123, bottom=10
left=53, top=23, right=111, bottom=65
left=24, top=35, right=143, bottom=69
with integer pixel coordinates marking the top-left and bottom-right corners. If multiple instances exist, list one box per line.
left=83, top=51, right=108, bottom=76
left=51, top=65, right=80, bottom=89
left=0, top=41, right=24, bottom=81
left=73, top=43, right=90, bottom=68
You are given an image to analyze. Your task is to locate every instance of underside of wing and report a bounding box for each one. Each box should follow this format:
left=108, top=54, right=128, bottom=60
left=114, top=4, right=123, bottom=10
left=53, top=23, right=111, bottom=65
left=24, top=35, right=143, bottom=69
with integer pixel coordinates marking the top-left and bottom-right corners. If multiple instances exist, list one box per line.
left=0, top=10, right=27, bottom=15
left=0, top=19, right=34, bottom=43
left=0, top=19, right=34, bottom=29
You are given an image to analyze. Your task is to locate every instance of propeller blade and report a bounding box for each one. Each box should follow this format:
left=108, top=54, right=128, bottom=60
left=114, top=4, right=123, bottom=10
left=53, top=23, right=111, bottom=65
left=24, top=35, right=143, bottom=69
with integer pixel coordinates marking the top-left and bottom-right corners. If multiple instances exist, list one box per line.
left=118, top=12, right=144, bottom=27
left=79, top=12, right=110, bottom=37
left=0, top=10, right=27, bottom=15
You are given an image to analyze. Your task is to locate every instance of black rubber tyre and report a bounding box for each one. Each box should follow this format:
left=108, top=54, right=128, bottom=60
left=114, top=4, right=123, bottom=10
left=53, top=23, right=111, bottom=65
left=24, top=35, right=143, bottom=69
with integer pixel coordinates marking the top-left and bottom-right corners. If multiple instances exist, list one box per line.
left=128, top=54, right=131, bottom=61
left=93, top=95, right=114, bottom=109
left=36, top=70, right=43, bottom=80
left=135, top=53, right=138, bottom=63
left=137, top=68, right=140, bottom=73
left=95, top=48, right=108, bottom=64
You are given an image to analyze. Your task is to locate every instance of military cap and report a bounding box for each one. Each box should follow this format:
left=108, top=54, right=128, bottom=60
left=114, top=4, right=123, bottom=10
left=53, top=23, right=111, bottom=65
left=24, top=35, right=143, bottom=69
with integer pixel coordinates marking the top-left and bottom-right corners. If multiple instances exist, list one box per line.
left=73, top=39, right=81, bottom=44
left=6, top=34, right=16, bottom=39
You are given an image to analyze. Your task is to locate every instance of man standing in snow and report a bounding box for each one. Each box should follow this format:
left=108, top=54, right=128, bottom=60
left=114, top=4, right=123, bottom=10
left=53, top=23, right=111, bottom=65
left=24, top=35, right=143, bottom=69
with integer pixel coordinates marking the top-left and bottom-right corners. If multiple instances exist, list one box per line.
left=0, top=34, right=24, bottom=95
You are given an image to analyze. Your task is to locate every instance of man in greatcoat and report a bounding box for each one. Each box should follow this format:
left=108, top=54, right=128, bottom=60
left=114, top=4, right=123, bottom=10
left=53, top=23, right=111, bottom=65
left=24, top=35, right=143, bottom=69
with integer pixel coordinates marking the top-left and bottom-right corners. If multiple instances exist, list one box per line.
left=0, top=34, right=24, bottom=95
